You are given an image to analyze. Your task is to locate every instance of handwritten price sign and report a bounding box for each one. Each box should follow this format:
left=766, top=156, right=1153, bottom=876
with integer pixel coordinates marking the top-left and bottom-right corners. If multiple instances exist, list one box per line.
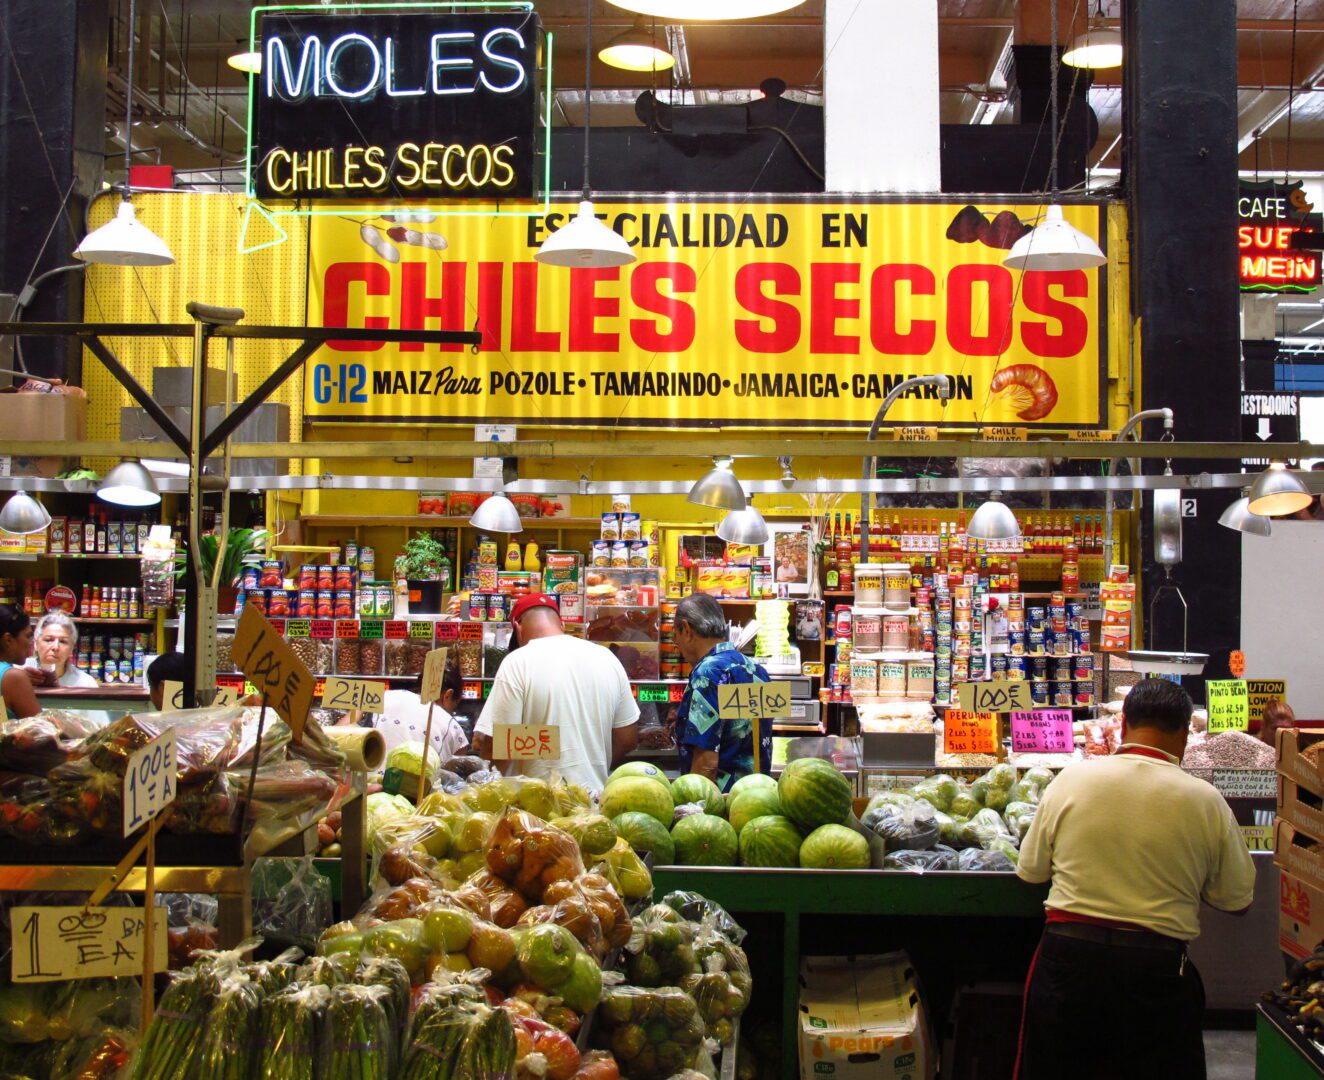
left=420, top=648, right=450, bottom=704
left=1010, top=710, right=1075, bottom=754
left=233, top=605, right=315, bottom=739
left=159, top=681, right=187, bottom=713
left=957, top=678, right=1033, bottom=714
left=943, top=711, right=999, bottom=755
left=123, top=728, right=177, bottom=836
left=11, top=906, right=168, bottom=984
left=717, top=682, right=791, bottom=721
left=321, top=677, right=387, bottom=713
left=1206, top=679, right=1250, bottom=734
left=492, top=724, right=561, bottom=761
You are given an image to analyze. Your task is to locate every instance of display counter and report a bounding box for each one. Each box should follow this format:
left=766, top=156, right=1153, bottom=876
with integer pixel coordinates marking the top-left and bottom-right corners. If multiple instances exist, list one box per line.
left=651, top=867, right=1049, bottom=1080
left=1257, top=1002, right=1324, bottom=1078
left=35, top=684, right=149, bottom=720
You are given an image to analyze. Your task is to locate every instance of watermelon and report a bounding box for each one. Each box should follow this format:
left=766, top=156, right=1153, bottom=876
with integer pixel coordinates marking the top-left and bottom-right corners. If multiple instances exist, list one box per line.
left=728, top=787, right=783, bottom=835
left=726, top=771, right=778, bottom=813
left=799, top=824, right=871, bottom=870
left=671, top=814, right=739, bottom=866
left=613, top=811, right=676, bottom=866
left=601, top=777, right=675, bottom=828
left=607, top=762, right=672, bottom=791
left=778, top=758, right=853, bottom=831
left=739, top=815, right=802, bottom=868
left=670, top=773, right=725, bottom=816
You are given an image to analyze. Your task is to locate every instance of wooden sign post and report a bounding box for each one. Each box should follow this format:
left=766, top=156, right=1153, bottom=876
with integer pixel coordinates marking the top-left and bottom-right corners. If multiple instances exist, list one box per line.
left=716, top=682, right=790, bottom=776
left=417, top=649, right=450, bottom=802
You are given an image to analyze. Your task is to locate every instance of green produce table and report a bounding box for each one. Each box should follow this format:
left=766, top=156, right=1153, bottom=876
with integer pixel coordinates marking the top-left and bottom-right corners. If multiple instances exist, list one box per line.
left=1257, top=1003, right=1324, bottom=1079
left=651, top=868, right=1049, bottom=1080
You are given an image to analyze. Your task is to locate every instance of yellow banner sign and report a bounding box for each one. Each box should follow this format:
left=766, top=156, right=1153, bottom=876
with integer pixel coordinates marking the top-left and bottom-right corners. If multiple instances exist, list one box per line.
left=305, top=200, right=1106, bottom=428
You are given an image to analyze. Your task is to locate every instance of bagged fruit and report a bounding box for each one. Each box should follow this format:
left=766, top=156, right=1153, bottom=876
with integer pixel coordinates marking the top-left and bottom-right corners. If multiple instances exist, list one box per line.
left=624, top=905, right=699, bottom=988
left=592, top=985, right=707, bottom=1080
left=659, top=892, right=745, bottom=945
left=552, top=811, right=619, bottom=859
left=591, top=839, right=653, bottom=901
left=486, top=808, right=586, bottom=902
left=518, top=879, right=606, bottom=959
left=467, top=869, right=532, bottom=928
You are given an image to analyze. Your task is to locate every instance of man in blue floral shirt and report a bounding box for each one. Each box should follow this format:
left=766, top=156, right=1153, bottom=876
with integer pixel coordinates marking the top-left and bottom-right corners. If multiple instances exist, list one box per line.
left=673, top=594, right=772, bottom=792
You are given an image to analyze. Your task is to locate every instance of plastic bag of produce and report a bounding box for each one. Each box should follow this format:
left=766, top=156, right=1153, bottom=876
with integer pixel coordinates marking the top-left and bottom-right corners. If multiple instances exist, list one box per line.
left=255, top=982, right=330, bottom=1080
left=1010, top=766, right=1055, bottom=806
left=964, top=807, right=1016, bottom=850
left=251, top=855, right=334, bottom=954
left=932, top=809, right=971, bottom=849
left=590, top=839, right=653, bottom=902
left=191, top=970, right=262, bottom=1080
left=49, top=1025, right=136, bottom=1080
left=883, top=845, right=960, bottom=872
left=593, top=984, right=708, bottom=1080
left=485, top=807, right=586, bottom=902
left=551, top=810, right=620, bottom=860
left=625, top=905, right=700, bottom=988
left=659, top=892, right=746, bottom=945
left=866, top=800, right=940, bottom=852
left=1003, top=801, right=1038, bottom=841
left=683, top=925, right=752, bottom=1045
left=909, top=774, right=959, bottom=813
left=517, top=877, right=607, bottom=960
left=365, top=791, right=416, bottom=847
left=0, top=710, right=102, bottom=773
left=132, top=964, right=222, bottom=1078
left=510, top=921, right=604, bottom=1013
left=948, top=784, right=983, bottom=820
left=319, top=982, right=396, bottom=1078
left=957, top=847, right=1016, bottom=872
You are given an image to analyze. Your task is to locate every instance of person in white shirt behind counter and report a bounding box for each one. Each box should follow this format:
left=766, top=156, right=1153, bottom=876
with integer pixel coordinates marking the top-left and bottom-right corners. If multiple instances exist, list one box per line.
left=25, top=611, right=98, bottom=689
left=371, top=649, right=469, bottom=764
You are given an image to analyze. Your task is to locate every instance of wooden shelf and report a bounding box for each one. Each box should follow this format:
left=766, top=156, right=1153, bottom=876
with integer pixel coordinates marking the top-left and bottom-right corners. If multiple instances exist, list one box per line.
left=72, top=617, right=154, bottom=625
left=35, top=553, right=143, bottom=561
left=301, top=515, right=603, bottom=529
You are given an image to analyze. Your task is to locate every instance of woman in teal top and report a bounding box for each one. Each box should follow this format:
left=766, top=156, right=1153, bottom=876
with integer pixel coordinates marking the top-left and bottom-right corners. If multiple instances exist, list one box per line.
left=0, top=605, right=39, bottom=721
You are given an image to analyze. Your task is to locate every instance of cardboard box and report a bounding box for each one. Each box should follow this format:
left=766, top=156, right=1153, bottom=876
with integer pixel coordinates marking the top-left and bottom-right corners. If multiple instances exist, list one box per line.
left=1277, top=727, right=1324, bottom=798
left=1280, top=869, right=1324, bottom=960
left=799, top=953, right=934, bottom=1080
left=0, top=391, right=86, bottom=477
left=1275, top=818, right=1324, bottom=893
left=1280, top=774, right=1324, bottom=845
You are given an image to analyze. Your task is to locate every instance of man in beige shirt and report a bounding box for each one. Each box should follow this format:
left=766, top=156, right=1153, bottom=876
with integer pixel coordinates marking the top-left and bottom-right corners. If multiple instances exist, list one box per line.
left=1014, top=678, right=1256, bottom=1080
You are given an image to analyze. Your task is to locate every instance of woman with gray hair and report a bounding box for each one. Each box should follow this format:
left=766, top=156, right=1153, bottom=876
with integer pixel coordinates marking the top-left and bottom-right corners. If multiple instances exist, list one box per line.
left=25, top=611, right=98, bottom=688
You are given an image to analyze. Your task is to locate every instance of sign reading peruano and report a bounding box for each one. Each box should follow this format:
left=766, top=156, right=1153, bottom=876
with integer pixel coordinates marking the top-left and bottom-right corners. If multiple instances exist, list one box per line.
left=305, top=201, right=1106, bottom=428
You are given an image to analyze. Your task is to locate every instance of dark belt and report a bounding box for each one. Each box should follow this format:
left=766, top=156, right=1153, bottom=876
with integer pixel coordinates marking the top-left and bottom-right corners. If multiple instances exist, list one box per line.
left=1045, top=922, right=1186, bottom=953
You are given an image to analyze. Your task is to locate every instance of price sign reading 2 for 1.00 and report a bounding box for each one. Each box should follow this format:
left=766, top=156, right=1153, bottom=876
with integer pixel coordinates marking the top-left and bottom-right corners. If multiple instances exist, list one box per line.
left=320, top=676, right=387, bottom=713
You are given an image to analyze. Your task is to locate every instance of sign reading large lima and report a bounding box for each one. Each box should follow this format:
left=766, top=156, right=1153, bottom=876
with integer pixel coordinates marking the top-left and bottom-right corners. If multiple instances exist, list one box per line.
left=304, top=200, right=1109, bottom=430
left=249, top=6, right=542, bottom=201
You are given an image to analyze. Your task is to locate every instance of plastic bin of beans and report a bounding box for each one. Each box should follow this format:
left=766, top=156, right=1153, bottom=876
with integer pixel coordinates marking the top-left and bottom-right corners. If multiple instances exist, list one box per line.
left=385, top=640, right=429, bottom=677
left=288, top=637, right=332, bottom=675
left=215, top=634, right=236, bottom=673
left=455, top=640, right=482, bottom=678
left=359, top=640, right=385, bottom=676
left=335, top=639, right=363, bottom=676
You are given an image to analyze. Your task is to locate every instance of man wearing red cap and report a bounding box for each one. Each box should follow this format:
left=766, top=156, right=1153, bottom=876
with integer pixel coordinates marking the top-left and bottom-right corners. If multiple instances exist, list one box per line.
left=471, top=593, right=639, bottom=791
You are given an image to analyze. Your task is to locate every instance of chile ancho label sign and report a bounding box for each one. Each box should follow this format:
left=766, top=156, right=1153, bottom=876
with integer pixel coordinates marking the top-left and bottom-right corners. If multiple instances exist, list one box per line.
left=250, top=8, right=541, bottom=201
left=305, top=200, right=1108, bottom=429
left=1238, top=180, right=1322, bottom=293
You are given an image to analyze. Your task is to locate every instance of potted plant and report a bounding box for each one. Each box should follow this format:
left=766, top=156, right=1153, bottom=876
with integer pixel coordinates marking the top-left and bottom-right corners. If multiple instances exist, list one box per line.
left=175, top=528, right=269, bottom=613
left=402, top=531, right=448, bottom=614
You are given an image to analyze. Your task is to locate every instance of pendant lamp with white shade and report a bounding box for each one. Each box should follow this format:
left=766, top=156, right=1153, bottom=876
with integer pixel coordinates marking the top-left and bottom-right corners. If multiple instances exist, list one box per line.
left=717, top=505, right=770, bottom=545
left=600, top=18, right=675, bottom=72
left=1003, top=0, right=1105, bottom=273
left=537, top=1, right=637, bottom=269
left=607, top=0, right=805, bottom=18
left=74, top=0, right=174, bottom=268
left=0, top=491, right=52, bottom=536
left=1063, top=2, right=1122, bottom=70
left=1247, top=463, right=1314, bottom=517
left=1218, top=494, right=1272, bottom=537
left=470, top=494, right=524, bottom=533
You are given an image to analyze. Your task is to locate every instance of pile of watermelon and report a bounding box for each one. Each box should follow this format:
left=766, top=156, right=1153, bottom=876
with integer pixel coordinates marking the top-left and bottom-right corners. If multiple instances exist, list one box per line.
left=601, top=759, right=869, bottom=871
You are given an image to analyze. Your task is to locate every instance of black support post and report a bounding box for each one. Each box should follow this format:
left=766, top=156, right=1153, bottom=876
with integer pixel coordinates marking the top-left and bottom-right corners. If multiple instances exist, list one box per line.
left=1123, top=0, right=1242, bottom=685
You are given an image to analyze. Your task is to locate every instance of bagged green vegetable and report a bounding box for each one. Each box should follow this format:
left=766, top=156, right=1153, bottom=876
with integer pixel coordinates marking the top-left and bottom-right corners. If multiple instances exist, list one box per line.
left=910, top=774, right=959, bottom=813
left=964, top=807, right=1015, bottom=850
left=256, top=983, right=329, bottom=1080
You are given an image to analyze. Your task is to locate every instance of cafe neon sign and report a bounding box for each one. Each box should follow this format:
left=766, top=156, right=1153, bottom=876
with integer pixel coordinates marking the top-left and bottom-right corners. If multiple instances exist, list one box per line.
left=1238, top=179, right=1322, bottom=293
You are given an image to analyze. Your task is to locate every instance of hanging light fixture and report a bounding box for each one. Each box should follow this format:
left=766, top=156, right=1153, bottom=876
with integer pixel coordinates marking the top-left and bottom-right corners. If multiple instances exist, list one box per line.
left=607, top=0, right=805, bottom=18
left=1218, top=495, right=1272, bottom=537
left=687, top=457, right=746, bottom=511
left=1247, top=463, right=1314, bottom=517
left=0, top=491, right=52, bottom=535
left=469, top=494, right=524, bottom=533
left=1063, top=2, right=1122, bottom=69
left=97, top=459, right=162, bottom=507
left=75, top=0, right=174, bottom=267
left=717, top=505, right=770, bottom=545
left=965, top=492, right=1021, bottom=543
left=600, top=18, right=674, bottom=72
left=1003, top=0, right=1106, bottom=272
left=227, top=50, right=262, bottom=74
left=537, top=0, right=637, bottom=268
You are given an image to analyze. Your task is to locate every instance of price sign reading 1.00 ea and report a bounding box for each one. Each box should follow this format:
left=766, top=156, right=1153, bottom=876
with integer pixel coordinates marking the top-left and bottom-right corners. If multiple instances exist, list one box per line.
left=233, top=605, right=316, bottom=739
left=1009, top=710, right=1075, bottom=754
left=492, top=724, right=561, bottom=761
left=943, top=712, right=999, bottom=756
left=1206, top=679, right=1250, bottom=734
left=123, top=728, right=177, bottom=836
left=956, top=678, right=1033, bottom=714
left=716, top=682, right=792, bottom=721
left=419, top=648, right=450, bottom=704
left=11, top=906, right=168, bottom=984
left=321, top=677, right=387, bottom=713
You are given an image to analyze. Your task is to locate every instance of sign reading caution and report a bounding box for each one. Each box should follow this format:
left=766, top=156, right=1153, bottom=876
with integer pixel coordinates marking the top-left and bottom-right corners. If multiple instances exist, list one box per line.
left=305, top=201, right=1106, bottom=429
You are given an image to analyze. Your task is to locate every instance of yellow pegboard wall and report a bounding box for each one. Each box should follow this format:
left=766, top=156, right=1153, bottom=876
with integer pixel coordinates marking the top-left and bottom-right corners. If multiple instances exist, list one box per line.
left=81, top=192, right=308, bottom=473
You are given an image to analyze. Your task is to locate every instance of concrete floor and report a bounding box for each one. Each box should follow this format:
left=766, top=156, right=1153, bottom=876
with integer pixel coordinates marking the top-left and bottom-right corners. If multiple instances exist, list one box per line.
left=1205, top=1029, right=1256, bottom=1080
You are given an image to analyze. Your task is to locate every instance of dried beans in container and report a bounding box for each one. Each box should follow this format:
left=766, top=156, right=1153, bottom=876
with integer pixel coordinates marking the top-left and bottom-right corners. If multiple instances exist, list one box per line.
left=456, top=640, right=482, bottom=678
left=335, top=640, right=363, bottom=676
left=359, top=640, right=384, bottom=676
left=288, top=637, right=331, bottom=674
left=215, top=634, right=236, bottom=673
left=385, top=640, right=429, bottom=677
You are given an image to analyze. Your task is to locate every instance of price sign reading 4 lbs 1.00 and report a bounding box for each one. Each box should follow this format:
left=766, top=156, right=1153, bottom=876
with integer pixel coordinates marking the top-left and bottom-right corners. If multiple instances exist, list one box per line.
left=943, top=712, right=999, bottom=755
left=233, top=605, right=316, bottom=739
left=419, top=648, right=450, bottom=704
left=1010, top=710, right=1075, bottom=754
left=492, top=724, right=561, bottom=761
left=1206, top=680, right=1250, bottom=734
left=11, top=906, right=168, bottom=984
left=716, top=683, right=792, bottom=721
left=321, top=677, right=387, bottom=713
left=123, top=728, right=177, bottom=836
left=956, top=678, right=1033, bottom=714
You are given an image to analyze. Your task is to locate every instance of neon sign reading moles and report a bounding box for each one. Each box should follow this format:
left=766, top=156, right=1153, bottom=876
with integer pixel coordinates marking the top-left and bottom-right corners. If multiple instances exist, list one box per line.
left=250, top=7, right=542, bottom=201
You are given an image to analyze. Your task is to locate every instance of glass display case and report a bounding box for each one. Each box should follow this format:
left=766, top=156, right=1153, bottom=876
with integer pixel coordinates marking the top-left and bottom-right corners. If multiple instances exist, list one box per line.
left=585, top=567, right=662, bottom=680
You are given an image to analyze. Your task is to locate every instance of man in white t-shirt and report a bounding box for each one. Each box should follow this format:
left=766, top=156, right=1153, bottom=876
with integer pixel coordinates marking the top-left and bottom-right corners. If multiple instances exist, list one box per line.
left=472, top=594, right=639, bottom=791
left=1014, top=678, right=1256, bottom=1080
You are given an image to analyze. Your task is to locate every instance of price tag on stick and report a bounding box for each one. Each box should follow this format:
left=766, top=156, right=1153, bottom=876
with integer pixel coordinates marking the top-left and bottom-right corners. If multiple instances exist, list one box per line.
left=1010, top=710, right=1075, bottom=754
left=492, top=724, right=561, bottom=760
left=10, top=906, right=168, bottom=984
left=159, top=681, right=187, bottom=713
left=233, top=605, right=315, bottom=740
left=716, top=683, right=791, bottom=721
left=320, top=677, right=387, bottom=713
left=944, top=712, right=1000, bottom=755
left=1206, top=680, right=1250, bottom=733
left=957, top=678, right=1033, bottom=714
left=123, top=729, right=177, bottom=836
left=420, top=648, right=450, bottom=705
